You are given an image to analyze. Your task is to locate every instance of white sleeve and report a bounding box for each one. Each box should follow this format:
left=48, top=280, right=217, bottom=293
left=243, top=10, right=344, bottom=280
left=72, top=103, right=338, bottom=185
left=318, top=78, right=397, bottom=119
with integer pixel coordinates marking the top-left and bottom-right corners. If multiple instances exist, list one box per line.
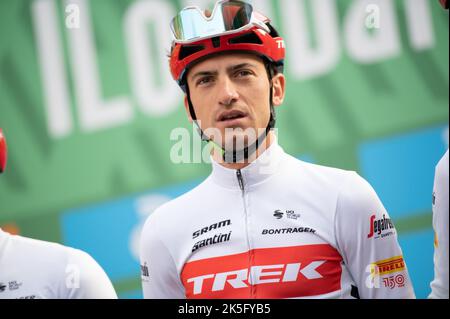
left=64, top=249, right=118, bottom=299
left=429, top=150, right=449, bottom=299
left=140, top=214, right=185, bottom=299
left=335, top=172, right=415, bottom=299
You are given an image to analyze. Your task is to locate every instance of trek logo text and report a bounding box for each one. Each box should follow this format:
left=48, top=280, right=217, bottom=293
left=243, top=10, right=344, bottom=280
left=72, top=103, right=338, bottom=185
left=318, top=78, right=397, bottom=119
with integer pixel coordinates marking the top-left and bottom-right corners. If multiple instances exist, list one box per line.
left=182, top=245, right=343, bottom=298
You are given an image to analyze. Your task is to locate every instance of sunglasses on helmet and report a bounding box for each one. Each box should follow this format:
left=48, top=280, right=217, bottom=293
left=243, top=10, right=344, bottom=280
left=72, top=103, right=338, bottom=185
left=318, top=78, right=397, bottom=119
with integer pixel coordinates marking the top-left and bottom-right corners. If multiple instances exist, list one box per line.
left=171, top=0, right=270, bottom=44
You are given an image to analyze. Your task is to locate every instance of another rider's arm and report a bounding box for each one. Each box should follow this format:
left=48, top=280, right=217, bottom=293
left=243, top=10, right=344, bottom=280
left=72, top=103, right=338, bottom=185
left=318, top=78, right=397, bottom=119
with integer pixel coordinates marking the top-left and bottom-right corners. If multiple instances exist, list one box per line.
left=334, top=172, right=416, bottom=299
left=429, top=150, right=449, bottom=299
left=64, top=249, right=118, bottom=299
left=140, top=213, right=186, bottom=299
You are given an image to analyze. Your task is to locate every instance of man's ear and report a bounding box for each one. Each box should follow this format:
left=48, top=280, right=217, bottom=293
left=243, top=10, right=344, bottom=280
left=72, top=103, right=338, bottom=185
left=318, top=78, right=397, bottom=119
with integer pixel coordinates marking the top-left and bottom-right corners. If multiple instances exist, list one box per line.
left=184, top=95, right=193, bottom=123
left=271, top=73, right=286, bottom=107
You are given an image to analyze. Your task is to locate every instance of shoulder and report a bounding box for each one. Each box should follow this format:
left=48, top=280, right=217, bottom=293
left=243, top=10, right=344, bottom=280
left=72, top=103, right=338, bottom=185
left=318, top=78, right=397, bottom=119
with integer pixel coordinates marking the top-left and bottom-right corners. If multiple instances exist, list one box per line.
left=333, top=168, right=381, bottom=212
left=281, top=154, right=379, bottom=217
left=5, top=235, right=116, bottom=298
left=64, top=246, right=103, bottom=272
left=8, top=235, right=73, bottom=265
left=436, top=150, right=449, bottom=180
left=141, top=178, right=213, bottom=241
left=9, top=235, right=97, bottom=268
left=63, top=247, right=117, bottom=299
left=283, top=153, right=359, bottom=190
left=284, top=154, right=381, bottom=212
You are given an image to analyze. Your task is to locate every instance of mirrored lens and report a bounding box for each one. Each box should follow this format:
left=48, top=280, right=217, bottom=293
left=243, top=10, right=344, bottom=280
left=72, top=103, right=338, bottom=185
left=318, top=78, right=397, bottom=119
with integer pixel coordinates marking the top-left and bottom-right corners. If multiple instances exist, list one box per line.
left=171, top=0, right=254, bottom=41
left=171, top=8, right=206, bottom=41
left=222, top=1, right=252, bottom=31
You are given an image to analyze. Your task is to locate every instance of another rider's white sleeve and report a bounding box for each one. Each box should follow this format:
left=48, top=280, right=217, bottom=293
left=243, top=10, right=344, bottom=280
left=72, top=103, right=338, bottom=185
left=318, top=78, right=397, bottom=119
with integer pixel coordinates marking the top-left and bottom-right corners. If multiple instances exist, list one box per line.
left=140, top=214, right=185, bottom=299
left=429, top=150, right=449, bottom=299
left=64, top=249, right=118, bottom=299
left=335, top=172, right=415, bottom=299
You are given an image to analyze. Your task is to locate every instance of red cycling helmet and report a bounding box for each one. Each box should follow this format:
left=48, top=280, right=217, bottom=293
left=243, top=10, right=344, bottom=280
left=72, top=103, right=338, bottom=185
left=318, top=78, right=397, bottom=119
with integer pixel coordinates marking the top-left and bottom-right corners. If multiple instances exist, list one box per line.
left=169, top=2, right=285, bottom=90
left=0, top=128, right=7, bottom=174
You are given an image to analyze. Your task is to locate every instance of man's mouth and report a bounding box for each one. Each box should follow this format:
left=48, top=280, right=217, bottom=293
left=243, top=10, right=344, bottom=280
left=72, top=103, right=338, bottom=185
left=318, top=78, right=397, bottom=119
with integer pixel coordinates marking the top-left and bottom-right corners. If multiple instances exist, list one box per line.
left=217, top=110, right=248, bottom=123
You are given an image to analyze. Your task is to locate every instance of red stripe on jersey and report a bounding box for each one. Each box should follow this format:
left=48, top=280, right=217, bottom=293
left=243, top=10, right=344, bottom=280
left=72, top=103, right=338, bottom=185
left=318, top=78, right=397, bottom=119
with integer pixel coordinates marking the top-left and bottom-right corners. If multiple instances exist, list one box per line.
left=181, top=244, right=343, bottom=299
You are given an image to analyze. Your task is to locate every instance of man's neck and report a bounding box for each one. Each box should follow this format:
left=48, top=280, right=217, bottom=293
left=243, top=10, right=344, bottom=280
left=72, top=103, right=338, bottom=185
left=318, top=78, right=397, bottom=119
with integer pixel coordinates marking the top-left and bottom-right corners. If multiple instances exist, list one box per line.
left=212, top=132, right=275, bottom=170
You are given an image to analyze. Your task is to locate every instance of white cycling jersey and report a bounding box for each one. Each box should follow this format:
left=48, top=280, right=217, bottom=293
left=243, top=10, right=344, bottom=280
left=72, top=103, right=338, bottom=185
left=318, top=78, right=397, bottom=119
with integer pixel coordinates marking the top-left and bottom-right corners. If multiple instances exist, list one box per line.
left=429, top=150, right=449, bottom=299
left=0, top=229, right=117, bottom=299
left=140, top=140, right=415, bottom=299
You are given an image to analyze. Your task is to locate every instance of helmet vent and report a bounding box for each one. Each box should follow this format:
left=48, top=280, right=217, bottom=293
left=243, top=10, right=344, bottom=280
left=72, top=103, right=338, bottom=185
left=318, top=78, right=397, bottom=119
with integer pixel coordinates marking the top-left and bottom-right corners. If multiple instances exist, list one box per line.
left=212, top=36, right=221, bottom=48
left=229, top=32, right=263, bottom=45
left=179, top=45, right=205, bottom=60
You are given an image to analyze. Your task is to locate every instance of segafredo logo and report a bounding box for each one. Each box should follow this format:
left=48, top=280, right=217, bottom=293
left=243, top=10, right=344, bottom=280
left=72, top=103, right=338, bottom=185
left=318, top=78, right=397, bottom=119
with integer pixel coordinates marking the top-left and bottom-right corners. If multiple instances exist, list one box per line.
left=367, top=214, right=395, bottom=239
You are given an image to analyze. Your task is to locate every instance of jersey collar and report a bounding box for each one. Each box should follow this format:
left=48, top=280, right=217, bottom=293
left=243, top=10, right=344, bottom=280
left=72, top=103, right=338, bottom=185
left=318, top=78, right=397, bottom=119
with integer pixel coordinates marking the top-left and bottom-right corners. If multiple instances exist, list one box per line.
left=210, top=137, right=284, bottom=190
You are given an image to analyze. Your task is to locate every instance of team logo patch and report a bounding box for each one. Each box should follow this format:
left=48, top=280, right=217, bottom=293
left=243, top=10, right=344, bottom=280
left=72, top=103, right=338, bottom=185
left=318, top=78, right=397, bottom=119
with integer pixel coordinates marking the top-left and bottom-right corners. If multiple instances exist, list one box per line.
left=370, top=256, right=407, bottom=290
left=273, top=210, right=300, bottom=220
left=372, top=256, right=405, bottom=275
left=181, top=244, right=343, bottom=299
left=367, top=214, right=395, bottom=239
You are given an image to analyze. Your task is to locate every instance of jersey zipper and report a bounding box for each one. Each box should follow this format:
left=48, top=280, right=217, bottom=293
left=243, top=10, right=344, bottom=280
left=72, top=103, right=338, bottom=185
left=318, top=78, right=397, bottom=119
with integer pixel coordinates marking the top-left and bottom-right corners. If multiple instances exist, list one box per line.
left=236, top=169, right=256, bottom=298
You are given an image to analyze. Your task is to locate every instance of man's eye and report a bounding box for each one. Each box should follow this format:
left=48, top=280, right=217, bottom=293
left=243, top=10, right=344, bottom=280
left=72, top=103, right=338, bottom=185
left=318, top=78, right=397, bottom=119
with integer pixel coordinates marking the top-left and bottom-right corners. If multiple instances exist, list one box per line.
left=197, top=77, right=213, bottom=86
left=236, top=70, right=253, bottom=77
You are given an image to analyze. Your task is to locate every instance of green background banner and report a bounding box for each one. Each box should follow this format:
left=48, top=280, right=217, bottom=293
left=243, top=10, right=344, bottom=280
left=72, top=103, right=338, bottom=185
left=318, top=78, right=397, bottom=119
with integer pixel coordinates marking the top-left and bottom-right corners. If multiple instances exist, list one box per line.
left=0, top=0, right=448, bottom=298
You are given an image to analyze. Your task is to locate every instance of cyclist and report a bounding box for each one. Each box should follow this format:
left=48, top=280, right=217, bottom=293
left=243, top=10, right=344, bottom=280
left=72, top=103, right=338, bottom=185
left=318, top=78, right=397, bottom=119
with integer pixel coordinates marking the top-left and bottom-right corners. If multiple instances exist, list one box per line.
left=140, top=0, right=415, bottom=299
left=0, top=128, right=117, bottom=299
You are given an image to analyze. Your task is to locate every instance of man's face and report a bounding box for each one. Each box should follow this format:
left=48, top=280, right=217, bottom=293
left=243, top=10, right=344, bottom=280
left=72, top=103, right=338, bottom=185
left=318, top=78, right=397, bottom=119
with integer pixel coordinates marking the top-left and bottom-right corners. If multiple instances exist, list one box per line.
left=185, top=53, right=285, bottom=149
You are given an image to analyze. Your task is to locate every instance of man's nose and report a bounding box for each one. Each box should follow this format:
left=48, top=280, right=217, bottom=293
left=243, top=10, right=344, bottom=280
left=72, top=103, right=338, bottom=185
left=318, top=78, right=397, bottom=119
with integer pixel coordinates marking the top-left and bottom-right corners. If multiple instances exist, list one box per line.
left=218, top=77, right=239, bottom=106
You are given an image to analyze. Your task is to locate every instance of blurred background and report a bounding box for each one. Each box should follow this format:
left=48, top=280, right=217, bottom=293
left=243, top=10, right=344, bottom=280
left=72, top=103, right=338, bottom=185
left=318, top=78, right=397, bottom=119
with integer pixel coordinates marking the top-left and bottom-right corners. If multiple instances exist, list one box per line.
left=0, top=0, right=448, bottom=298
